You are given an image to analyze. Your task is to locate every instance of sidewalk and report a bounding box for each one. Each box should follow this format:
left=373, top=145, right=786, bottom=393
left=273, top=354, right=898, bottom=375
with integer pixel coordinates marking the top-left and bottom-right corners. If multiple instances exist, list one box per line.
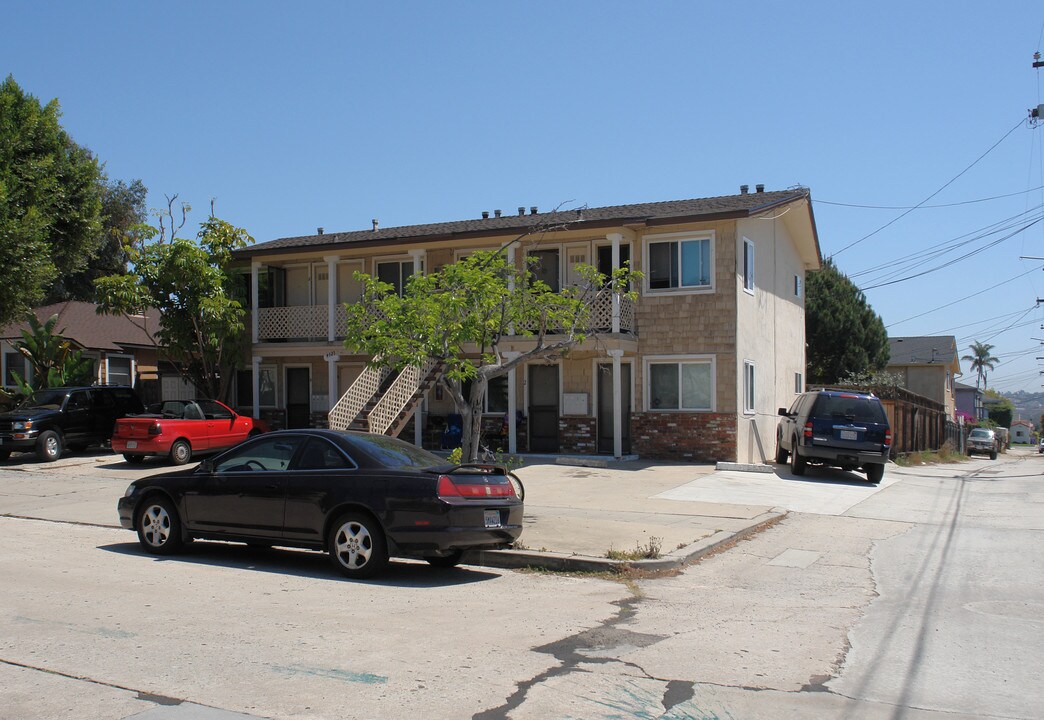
left=468, top=457, right=785, bottom=573
left=0, top=451, right=787, bottom=574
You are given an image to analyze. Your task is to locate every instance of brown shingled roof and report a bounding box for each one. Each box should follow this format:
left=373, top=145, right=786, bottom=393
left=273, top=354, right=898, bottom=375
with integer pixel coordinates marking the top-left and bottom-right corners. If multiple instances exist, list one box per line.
left=0, top=301, right=160, bottom=352
left=237, top=188, right=814, bottom=257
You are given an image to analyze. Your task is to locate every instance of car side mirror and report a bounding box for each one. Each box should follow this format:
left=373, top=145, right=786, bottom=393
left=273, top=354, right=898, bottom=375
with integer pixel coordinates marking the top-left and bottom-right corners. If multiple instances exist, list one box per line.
left=778, top=408, right=789, bottom=417
left=197, top=458, right=214, bottom=474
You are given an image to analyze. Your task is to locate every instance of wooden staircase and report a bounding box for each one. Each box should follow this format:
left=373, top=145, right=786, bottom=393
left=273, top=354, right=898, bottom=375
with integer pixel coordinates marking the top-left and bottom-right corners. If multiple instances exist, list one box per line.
left=328, top=359, right=443, bottom=438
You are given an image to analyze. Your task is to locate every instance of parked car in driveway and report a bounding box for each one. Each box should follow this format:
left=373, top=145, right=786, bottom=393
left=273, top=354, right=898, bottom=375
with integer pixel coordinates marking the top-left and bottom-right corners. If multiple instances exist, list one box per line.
left=111, top=399, right=269, bottom=465
left=967, top=427, right=998, bottom=460
left=0, top=385, right=144, bottom=462
left=776, top=389, right=892, bottom=483
left=118, top=429, right=524, bottom=579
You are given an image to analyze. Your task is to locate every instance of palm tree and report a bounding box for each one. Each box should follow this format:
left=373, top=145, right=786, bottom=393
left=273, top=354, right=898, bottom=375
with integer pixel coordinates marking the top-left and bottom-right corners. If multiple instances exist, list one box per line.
left=961, top=341, right=999, bottom=390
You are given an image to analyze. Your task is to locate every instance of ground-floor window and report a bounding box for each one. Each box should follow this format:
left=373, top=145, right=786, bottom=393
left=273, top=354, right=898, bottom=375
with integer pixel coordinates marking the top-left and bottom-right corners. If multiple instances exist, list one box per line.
left=743, top=360, right=755, bottom=415
left=645, top=356, right=714, bottom=411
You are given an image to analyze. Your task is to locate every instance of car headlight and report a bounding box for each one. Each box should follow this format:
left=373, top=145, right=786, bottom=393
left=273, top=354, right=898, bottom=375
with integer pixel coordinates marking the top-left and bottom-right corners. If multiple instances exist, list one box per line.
left=124, top=484, right=137, bottom=498
left=12, top=420, right=32, bottom=431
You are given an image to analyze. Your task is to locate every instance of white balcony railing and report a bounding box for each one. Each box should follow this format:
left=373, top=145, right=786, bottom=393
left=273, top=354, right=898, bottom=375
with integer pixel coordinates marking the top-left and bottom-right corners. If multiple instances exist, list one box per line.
left=257, top=294, right=635, bottom=343
left=257, top=305, right=328, bottom=341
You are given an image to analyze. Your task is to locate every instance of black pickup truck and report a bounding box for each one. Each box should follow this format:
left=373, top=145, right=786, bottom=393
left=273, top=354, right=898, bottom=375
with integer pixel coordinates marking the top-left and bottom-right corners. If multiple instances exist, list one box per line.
left=0, top=386, right=144, bottom=462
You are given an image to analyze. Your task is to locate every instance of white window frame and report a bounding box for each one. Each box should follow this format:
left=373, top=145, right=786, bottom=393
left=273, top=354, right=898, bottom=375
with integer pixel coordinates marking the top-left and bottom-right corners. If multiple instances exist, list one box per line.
left=258, top=364, right=278, bottom=408
left=795, top=372, right=804, bottom=394
left=526, top=245, right=563, bottom=293
left=2, top=347, right=29, bottom=389
left=644, top=355, right=716, bottom=412
left=742, top=237, right=755, bottom=294
left=743, top=360, right=756, bottom=415
left=105, top=354, right=136, bottom=387
left=794, top=274, right=803, bottom=298
left=643, top=231, right=715, bottom=295
left=373, top=255, right=419, bottom=296
left=484, top=374, right=510, bottom=415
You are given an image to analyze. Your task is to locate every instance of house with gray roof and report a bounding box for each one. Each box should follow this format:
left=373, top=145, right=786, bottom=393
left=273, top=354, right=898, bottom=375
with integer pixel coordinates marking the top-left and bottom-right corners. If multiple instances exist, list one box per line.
left=886, top=336, right=961, bottom=419
left=0, top=301, right=168, bottom=405
left=231, top=187, right=822, bottom=462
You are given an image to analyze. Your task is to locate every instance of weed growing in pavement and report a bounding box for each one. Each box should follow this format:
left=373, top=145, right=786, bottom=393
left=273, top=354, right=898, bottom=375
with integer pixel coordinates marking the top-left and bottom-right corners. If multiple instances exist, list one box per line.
left=895, top=441, right=968, bottom=466
left=605, top=536, right=662, bottom=561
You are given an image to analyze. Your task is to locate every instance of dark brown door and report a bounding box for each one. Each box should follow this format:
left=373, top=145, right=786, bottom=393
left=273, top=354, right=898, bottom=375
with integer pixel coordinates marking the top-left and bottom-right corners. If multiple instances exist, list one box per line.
left=528, top=365, right=559, bottom=453
left=286, top=368, right=311, bottom=429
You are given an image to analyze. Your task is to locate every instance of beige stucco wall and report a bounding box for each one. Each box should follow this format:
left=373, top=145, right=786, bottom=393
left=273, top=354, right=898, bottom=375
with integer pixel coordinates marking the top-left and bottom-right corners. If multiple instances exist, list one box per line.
left=733, top=215, right=809, bottom=463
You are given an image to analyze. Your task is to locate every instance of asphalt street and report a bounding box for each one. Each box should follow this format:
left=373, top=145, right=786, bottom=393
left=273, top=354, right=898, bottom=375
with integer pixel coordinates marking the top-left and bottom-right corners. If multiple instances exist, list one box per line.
left=0, top=448, right=1040, bottom=719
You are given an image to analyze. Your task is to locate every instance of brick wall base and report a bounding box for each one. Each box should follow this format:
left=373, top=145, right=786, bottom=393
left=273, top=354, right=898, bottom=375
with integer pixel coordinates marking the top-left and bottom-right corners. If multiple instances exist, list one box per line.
left=631, top=412, right=737, bottom=462
left=559, top=416, right=597, bottom=455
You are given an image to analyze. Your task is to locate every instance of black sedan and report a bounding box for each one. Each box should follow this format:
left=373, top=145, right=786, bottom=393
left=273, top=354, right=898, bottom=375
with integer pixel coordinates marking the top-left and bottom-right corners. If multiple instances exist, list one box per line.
left=118, top=429, right=524, bottom=579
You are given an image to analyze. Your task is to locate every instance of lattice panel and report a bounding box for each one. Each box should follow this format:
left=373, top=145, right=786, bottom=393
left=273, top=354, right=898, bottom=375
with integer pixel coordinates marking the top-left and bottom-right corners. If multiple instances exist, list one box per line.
left=328, top=364, right=390, bottom=430
left=368, top=358, right=439, bottom=436
left=258, top=305, right=329, bottom=340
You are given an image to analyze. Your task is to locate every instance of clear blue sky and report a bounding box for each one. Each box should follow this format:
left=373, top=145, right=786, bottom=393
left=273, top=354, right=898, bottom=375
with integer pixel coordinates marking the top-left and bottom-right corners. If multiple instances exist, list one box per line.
left=4, top=1, right=1044, bottom=392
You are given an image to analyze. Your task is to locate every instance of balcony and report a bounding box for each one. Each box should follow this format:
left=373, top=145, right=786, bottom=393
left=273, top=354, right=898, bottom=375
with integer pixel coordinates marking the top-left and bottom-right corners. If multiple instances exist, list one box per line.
left=255, top=293, right=635, bottom=344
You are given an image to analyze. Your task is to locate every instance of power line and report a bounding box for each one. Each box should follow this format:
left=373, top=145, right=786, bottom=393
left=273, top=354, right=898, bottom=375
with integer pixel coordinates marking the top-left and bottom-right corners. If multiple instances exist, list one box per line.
left=861, top=216, right=1044, bottom=290
left=831, top=116, right=1027, bottom=257
left=815, top=186, right=1044, bottom=209
left=849, top=205, right=1044, bottom=280
left=885, top=264, right=1044, bottom=327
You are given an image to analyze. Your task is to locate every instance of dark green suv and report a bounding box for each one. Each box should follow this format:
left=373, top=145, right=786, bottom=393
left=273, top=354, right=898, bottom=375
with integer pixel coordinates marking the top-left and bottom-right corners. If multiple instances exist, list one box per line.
left=0, top=386, right=144, bottom=462
left=776, top=389, right=892, bottom=483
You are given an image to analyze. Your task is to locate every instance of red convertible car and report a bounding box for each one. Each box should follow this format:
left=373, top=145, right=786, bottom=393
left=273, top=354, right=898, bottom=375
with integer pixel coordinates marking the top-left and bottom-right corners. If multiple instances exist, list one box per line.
left=111, top=399, right=269, bottom=465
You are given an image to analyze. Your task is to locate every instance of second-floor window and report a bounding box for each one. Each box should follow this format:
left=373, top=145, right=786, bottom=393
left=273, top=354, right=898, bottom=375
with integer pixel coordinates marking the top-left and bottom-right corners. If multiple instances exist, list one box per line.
left=528, top=249, right=561, bottom=293
left=376, top=260, right=415, bottom=296
left=742, top=238, right=755, bottom=293
left=647, top=236, right=711, bottom=291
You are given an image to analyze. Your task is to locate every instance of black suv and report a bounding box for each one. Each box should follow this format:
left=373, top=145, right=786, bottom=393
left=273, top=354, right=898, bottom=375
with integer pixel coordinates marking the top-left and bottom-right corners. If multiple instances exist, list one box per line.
left=776, top=389, right=892, bottom=483
left=0, top=386, right=144, bottom=462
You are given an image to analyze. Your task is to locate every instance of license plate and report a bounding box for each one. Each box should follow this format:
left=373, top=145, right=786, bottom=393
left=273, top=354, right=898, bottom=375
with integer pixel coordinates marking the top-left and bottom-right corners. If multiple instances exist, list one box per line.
left=840, top=430, right=858, bottom=441
left=126, top=440, right=137, bottom=449
left=484, top=510, right=501, bottom=528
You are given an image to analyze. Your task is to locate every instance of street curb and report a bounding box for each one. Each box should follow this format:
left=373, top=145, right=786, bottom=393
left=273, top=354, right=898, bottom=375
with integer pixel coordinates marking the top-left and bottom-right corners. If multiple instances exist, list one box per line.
left=464, top=509, right=788, bottom=574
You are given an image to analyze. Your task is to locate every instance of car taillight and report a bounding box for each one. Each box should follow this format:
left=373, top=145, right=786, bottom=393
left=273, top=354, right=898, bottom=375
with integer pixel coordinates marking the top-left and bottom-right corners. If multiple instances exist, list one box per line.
left=437, top=474, right=515, bottom=499
left=884, top=429, right=892, bottom=447
left=148, top=422, right=162, bottom=436
left=803, top=421, right=813, bottom=441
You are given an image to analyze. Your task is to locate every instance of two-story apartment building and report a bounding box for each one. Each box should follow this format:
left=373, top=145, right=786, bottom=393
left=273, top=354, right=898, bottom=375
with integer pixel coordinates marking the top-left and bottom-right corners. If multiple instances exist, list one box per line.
left=232, top=187, right=822, bottom=462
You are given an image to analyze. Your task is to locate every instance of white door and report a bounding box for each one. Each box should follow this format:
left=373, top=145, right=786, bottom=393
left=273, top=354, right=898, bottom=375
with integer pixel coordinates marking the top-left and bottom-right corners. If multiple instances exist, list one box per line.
left=565, top=244, right=589, bottom=288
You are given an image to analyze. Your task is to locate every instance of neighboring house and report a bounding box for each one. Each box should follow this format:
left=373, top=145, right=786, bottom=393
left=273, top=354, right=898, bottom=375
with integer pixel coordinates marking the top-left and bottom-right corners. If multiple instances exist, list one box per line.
left=1009, top=419, right=1033, bottom=444
left=954, top=381, right=986, bottom=421
left=0, top=301, right=168, bottom=405
left=886, top=336, right=961, bottom=419
left=231, top=187, right=822, bottom=462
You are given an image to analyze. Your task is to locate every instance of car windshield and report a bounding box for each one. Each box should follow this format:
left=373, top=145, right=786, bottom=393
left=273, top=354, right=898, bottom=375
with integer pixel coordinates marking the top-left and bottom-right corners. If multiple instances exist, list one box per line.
left=17, top=389, right=68, bottom=411
left=969, top=429, right=993, bottom=439
left=812, top=395, right=887, bottom=423
left=349, top=433, right=443, bottom=469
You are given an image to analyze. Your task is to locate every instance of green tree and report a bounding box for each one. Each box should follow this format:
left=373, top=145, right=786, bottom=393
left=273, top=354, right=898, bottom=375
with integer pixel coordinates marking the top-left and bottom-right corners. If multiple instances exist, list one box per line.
left=961, top=340, right=999, bottom=391
left=805, top=258, right=889, bottom=384
left=984, top=390, right=1013, bottom=428
left=94, top=197, right=254, bottom=401
left=342, top=248, right=639, bottom=461
left=10, top=312, right=95, bottom=393
left=46, top=177, right=148, bottom=302
left=0, top=75, right=104, bottom=324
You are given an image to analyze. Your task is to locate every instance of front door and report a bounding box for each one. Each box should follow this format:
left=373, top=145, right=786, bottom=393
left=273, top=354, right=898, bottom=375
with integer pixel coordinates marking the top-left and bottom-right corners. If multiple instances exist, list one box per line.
left=528, top=365, right=559, bottom=453
left=597, top=362, right=632, bottom=454
left=286, top=368, right=311, bottom=429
